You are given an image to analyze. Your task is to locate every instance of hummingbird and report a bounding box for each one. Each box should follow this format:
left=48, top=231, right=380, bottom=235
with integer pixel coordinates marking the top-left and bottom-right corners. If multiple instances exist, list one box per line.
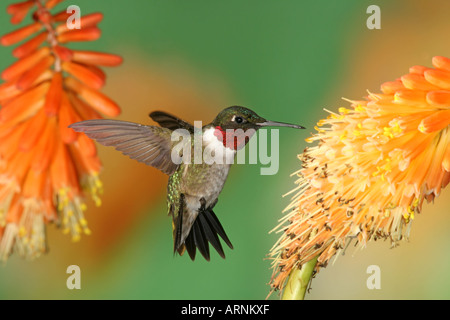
left=69, top=106, right=305, bottom=261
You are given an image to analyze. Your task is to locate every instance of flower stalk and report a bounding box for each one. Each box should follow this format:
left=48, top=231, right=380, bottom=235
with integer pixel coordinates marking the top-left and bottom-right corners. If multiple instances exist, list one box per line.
left=281, top=256, right=318, bottom=300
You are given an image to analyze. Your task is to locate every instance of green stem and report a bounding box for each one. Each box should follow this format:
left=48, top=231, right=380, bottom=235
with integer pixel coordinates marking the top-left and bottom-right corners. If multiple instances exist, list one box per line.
left=281, top=256, right=318, bottom=300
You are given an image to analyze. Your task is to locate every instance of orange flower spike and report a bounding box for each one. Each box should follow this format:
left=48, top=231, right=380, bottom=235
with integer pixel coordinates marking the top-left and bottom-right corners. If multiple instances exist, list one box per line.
left=0, top=0, right=122, bottom=260
left=1, top=46, right=51, bottom=81
left=56, top=12, right=104, bottom=34
left=71, top=50, right=123, bottom=66
left=62, top=61, right=105, bottom=89
left=65, top=77, right=121, bottom=117
left=57, top=26, right=101, bottom=44
left=12, top=32, right=47, bottom=58
left=43, top=71, right=63, bottom=116
left=16, top=54, right=54, bottom=90
left=0, top=21, right=42, bottom=46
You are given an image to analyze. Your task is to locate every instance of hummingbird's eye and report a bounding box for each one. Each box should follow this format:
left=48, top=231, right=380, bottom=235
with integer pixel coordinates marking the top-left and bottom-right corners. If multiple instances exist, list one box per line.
left=234, top=116, right=244, bottom=124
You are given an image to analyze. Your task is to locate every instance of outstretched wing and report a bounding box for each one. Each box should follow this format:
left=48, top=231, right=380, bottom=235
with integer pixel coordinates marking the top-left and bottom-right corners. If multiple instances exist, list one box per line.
left=69, top=119, right=178, bottom=175
left=149, top=111, right=194, bottom=133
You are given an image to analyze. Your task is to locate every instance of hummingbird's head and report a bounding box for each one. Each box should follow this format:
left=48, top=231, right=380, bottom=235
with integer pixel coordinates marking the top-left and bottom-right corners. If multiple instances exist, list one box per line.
left=209, top=106, right=305, bottom=150
left=212, top=106, right=305, bottom=131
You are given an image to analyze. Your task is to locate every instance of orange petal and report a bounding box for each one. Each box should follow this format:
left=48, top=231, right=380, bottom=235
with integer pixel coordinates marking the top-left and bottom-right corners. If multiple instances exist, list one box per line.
left=418, top=109, right=450, bottom=134
left=409, top=65, right=428, bottom=75
left=380, top=80, right=404, bottom=94
left=68, top=91, right=102, bottom=120
left=50, top=139, right=80, bottom=192
left=53, top=45, right=73, bottom=61
left=12, top=32, right=47, bottom=59
left=0, top=81, right=22, bottom=103
left=44, top=72, right=63, bottom=116
left=77, top=133, right=97, bottom=157
left=0, top=21, right=42, bottom=46
left=57, top=26, right=101, bottom=43
left=1, top=47, right=51, bottom=82
left=32, top=117, right=57, bottom=172
left=45, top=0, right=64, bottom=9
left=16, top=54, right=54, bottom=91
left=56, top=12, right=103, bottom=34
left=424, top=69, right=450, bottom=90
left=432, top=56, right=450, bottom=72
left=42, top=175, right=57, bottom=221
left=71, top=50, right=123, bottom=66
left=5, top=196, right=23, bottom=224
left=393, top=89, right=427, bottom=107
left=401, top=73, right=440, bottom=91
left=85, top=64, right=106, bottom=84
left=0, top=121, right=28, bottom=160
left=51, top=10, right=71, bottom=22
left=7, top=147, right=35, bottom=184
left=443, top=144, right=450, bottom=172
left=58, top=92, right=81, bottom=143
left=19, top=108, right=48, bottom=152
left=7, top=0, right=34, bottom=15
left=69, top=144, right=101, bottom=175
left=8, top=0, right=35, bottom=25
left=426, top=90, right=450, bottom=107
left=22, top=169, right=46, bottom=199
left=0, top=81, right=49, bottom=123
left=65, top=77, right=121, bottom=117
left=62, top=61, right=104, bottom=89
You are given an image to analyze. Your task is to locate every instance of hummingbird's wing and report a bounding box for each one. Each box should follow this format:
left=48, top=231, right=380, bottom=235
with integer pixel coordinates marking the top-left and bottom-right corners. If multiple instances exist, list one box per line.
left=149, top=111, right=194, bottom=132
left=69, top=119, right=179, bottom=175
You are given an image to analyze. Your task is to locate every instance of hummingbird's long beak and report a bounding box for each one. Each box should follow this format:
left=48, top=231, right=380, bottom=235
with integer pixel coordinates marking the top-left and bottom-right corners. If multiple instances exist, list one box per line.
left=257, top=120, right=305, bottom=129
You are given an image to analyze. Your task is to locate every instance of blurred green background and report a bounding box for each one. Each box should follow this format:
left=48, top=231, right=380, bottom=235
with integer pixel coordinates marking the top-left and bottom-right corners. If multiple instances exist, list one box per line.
left=1, top=0, right=450, bottom=299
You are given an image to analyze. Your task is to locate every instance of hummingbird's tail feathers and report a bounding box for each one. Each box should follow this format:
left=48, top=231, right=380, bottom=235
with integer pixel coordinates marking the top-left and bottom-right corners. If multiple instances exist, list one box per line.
left=69, top=119, right=178, bottom=175
left=178, top=208, right=233, bottom=261
left=203, top=208, right=233, bottom=250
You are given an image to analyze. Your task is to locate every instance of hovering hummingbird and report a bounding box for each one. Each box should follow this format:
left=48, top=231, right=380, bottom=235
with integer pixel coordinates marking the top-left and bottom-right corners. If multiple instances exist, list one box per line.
left=69, top=106, right=305, bottom=261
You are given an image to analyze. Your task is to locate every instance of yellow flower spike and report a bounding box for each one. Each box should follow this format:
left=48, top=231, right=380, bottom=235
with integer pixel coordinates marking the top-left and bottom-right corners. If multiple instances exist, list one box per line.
left=269, top=56, right=450, bottom=298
